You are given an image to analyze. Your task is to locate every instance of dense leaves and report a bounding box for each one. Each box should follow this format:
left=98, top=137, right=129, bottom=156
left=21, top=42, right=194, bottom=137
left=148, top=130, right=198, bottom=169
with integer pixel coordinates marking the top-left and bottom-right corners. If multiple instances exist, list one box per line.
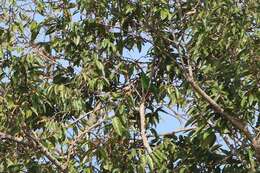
left=0, top=0, right=259, bottom=172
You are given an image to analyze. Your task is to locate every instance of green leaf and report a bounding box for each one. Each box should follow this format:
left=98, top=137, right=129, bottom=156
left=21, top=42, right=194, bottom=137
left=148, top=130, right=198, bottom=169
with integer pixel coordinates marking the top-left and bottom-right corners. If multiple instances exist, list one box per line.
left=248, top=94, right=254, bottom=106
left=179, top=167, right=187, bottom=173
left=25, top=109, right=32, bottom=118
left=30, top=21, right=40, bottom=41
left=146, top=155, right=154, bottom=170
left=248, top=149, right=255, bottom=169
left=136, top=40, right=142, bottom=52
left=141, top=73, right=149, bottom=92
left=160, top=9, right=169, bottom=20
left=202, top=130, right=216, bottom=147
left=112, top=117, right=125, bottom=136
left=95, top=59, right=105, bottom=75
left=30, top=107, right=39, bottom=116
left=153, top=150, right=167, bottom=162
left=73, top=36, right=80, bottom=45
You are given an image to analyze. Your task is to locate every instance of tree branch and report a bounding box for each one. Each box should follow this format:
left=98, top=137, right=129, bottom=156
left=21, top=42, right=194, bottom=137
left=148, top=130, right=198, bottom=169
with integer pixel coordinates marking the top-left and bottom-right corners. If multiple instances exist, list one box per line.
left=0, top=132, right=26, bottom=145
left=24, top=131, right=67, bottom=173
left=139, top=101, right=152, bottom=153
left=29, top=42, right=56, bottom=63
left=185, top=65, right=252, bottom=141
left=148, top=32, right=252, bottom=141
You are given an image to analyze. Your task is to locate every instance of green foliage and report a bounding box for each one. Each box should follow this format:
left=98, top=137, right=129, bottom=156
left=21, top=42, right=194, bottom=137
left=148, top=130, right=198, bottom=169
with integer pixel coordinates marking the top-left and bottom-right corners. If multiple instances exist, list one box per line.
left=0, top=0, right=259, bottom=172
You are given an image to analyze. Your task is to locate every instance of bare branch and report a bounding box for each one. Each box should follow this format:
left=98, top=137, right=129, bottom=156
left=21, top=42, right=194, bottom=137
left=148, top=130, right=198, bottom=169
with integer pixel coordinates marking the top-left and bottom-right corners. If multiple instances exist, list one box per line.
left=158, top=126, right=196, bottom=136
left=139, top=101, right=152, bottom=154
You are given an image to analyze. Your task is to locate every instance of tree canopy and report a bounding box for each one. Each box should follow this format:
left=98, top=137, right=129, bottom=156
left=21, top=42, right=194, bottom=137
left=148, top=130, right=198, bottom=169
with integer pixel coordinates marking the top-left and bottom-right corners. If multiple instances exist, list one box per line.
left=0, top=0, right=259, bottom=172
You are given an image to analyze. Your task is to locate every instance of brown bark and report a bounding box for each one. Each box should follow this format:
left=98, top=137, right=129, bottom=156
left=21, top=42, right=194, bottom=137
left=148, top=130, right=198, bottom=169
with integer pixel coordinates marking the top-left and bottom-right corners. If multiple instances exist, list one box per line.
left=139, top=101, right=152, bottom=153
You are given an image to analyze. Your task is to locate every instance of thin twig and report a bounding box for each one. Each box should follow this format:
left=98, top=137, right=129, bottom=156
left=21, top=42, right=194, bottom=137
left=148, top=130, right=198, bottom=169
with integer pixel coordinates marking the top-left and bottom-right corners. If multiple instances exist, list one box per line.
left=66, top=102, right=103, bottom=167
left=66, top=118, right=105, bottom=165
left=158, top=126, right=196, bottom=136
left=65, top=107, right=103, bottom=128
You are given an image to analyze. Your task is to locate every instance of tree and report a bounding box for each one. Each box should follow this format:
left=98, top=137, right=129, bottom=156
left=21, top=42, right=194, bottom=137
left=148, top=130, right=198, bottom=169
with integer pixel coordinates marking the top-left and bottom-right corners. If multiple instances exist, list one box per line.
left=0, top=0, right=259, bottom=172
